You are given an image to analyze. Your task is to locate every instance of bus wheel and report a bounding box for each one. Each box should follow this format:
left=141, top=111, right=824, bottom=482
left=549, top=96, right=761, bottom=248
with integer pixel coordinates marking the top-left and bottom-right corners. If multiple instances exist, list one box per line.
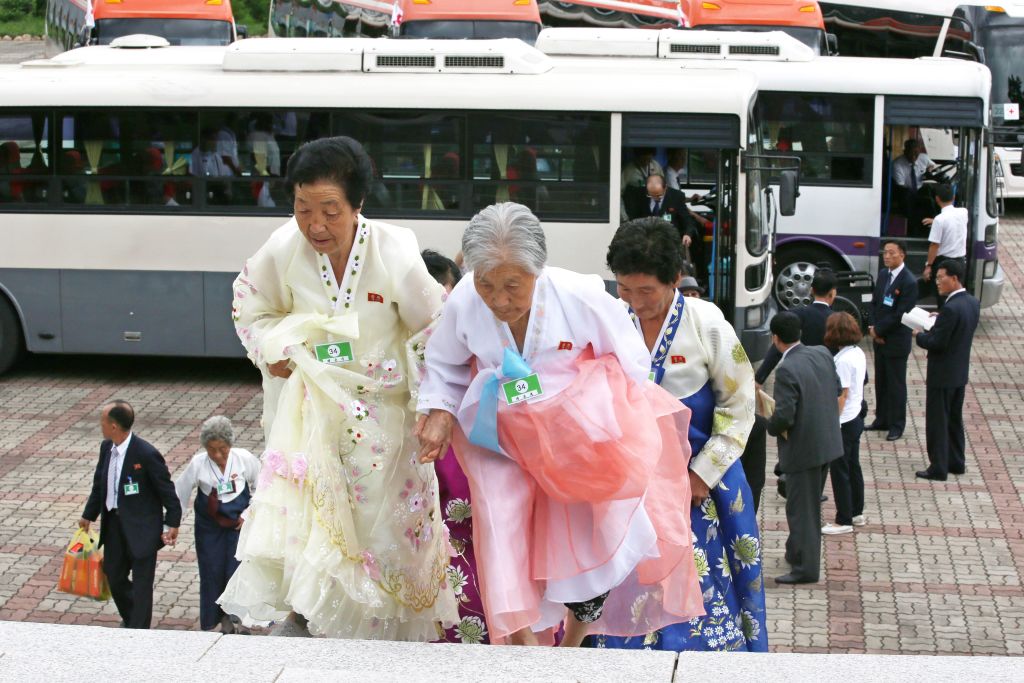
left=0, top=297, right=24, bottom=375
left=774, top=246, right=844, bottom=310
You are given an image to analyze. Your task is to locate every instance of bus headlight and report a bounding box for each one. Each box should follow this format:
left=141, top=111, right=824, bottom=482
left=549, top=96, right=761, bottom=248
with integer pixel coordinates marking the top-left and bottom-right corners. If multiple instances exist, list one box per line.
left=984, top=259, right=998, bottom=279
left=985, top=223, right=998, bottom=248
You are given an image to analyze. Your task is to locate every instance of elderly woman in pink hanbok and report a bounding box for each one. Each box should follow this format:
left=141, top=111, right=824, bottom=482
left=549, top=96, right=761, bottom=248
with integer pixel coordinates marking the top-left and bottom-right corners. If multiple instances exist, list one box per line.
left=415, top=202, right=705, bottom=647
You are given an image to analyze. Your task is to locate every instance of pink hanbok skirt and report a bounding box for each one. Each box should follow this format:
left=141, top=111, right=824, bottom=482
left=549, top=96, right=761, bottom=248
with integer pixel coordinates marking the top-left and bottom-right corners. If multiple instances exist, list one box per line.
left=453, top=351, right=705, bottom=643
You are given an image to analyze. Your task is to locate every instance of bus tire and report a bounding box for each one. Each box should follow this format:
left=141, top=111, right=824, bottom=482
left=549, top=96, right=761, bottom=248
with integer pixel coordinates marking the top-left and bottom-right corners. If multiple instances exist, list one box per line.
left=0, top=296, right=24, bottom=375
left=774, top=245, right=845, bottom=310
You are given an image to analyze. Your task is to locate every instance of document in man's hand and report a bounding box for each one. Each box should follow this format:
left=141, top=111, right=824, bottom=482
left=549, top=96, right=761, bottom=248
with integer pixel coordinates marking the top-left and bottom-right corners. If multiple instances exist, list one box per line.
left=901, top=306, right=935, bottom=333
left=755, top=389, right=775, bottom=418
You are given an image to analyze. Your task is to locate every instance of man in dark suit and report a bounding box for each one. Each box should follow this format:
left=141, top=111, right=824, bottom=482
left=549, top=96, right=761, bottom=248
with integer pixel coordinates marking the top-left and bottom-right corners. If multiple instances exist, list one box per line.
left=867, top=239, right=918, bottom=441
left=913, top=260, right=980, bottom=481
left=755, top=268, right=836, bottom=386
left=624, top=173, right=703, bottom=266
left=80, top=400, right=181, bottom=629
left=765, top=312, right=844, bottom=584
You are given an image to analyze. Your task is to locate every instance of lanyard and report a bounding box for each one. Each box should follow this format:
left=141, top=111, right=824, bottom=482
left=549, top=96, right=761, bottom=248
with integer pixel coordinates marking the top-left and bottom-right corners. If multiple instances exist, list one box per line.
left=630, top=294, right=685, bottom=385
left=207, top=454, right=230, bottom=485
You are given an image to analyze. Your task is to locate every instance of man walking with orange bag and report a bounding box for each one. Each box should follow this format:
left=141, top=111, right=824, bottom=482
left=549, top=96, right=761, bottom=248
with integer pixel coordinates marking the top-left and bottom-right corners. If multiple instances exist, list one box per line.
left=80, top=400, right=181, bottom=629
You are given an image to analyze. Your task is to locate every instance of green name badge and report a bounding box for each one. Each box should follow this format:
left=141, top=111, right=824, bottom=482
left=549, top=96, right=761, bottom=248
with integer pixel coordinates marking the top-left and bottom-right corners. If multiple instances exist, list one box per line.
left=314, top=341, right=354, bottom=365
left=123, top=482, right=140, bottom=496
left=217, top=480, right=236, bottom=496
left=501, top=373, right=543, bottom=405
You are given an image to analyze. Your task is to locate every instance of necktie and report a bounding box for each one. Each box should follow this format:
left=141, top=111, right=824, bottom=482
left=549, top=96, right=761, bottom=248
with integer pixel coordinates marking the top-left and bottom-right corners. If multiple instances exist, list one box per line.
left=652, top=199, right=661, bottom=216
left=910, top=164, right=918, bottom=192
left=106, top=446, right=119, bottom=511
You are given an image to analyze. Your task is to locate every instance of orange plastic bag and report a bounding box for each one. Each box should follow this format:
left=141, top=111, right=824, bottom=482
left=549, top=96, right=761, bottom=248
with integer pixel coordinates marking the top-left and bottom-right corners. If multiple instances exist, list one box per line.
left=57, top=528, right=110, bottom=601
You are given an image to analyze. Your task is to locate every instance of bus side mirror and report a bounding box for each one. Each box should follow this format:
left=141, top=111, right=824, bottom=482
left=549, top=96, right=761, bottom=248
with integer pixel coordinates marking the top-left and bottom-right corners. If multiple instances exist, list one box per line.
left=235, top=24, right=248, bottom=40
left=826, top=33, right=838, bottom=56
left=780, top=170, right=799, bottom=216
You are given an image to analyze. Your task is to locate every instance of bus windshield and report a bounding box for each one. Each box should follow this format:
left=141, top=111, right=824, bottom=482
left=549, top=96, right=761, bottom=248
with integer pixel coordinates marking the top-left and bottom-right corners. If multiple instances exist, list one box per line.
left=95, top=18, right=233, bottom=46
left=400, top=20, right=542, bottom=42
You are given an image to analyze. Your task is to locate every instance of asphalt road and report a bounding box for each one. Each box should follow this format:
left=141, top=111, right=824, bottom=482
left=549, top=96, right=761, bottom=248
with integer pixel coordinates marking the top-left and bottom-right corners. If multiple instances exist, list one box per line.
left=0, top=39, right=45, bottom=64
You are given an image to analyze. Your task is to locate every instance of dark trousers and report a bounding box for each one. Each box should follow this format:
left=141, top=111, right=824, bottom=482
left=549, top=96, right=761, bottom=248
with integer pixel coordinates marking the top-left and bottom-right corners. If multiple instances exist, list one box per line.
left=740, top=415, right=768, bottom=514
left=195, top=517, right=241, bottom=630
left=925, top=385, right=967, bottom=478
left=102, top=510, right=157, bottom=629
left=784, top=464, right=828, bottom=581
left=873, top=348, right=909, bottom=432
left=830, top=417, right=865, bottom=525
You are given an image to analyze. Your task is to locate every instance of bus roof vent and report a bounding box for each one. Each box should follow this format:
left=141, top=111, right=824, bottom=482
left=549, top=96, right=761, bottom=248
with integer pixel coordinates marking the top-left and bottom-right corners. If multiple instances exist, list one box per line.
left=223, top=37, right=364, bottom=72
left=659, top=30, right=813, bottom=62
left=445, top=55, right=505, bottom=69
left=670, top=43, right=721, bottom=55
left=363, top=39, right=551, bottom=74
left=109, top=34, right=171, bottom=49
left=376, top=54, right=436, bottom=69
left=729, top=44, right=780, bottom=56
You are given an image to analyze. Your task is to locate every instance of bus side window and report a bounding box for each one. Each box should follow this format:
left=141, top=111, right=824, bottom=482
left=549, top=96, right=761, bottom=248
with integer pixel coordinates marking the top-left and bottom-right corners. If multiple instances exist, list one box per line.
left=0, top=112, right=49, bottom=204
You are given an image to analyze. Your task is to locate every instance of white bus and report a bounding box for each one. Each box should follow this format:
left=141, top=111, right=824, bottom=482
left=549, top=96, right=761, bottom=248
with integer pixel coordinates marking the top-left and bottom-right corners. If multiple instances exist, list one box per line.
left=819, top=1, right=1024, bottom=198
left=0, top=36, right=781, bottom=374
left=538, top=28, right=1005, bottom=311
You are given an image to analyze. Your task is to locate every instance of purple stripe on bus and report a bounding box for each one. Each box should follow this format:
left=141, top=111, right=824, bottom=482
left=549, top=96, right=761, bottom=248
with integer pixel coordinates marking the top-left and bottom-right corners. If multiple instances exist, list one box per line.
left=775, top=235, right=998, bottom=262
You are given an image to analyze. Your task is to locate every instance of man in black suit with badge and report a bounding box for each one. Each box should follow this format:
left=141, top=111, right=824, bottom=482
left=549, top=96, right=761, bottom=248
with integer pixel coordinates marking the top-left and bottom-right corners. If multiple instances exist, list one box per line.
left=867, top=239, right=918, bottom=441
left=765, top=312, right=844, bottom=584
left=625, top=173, right=703, bottom=266
left=913, top=260, right=980, bottom=481
left=80, top=400, right=181, bottom=629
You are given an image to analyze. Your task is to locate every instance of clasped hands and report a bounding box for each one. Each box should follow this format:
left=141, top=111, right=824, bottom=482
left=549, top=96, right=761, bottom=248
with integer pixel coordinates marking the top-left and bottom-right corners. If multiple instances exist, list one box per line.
left=415, top=409, right=455, bottom=464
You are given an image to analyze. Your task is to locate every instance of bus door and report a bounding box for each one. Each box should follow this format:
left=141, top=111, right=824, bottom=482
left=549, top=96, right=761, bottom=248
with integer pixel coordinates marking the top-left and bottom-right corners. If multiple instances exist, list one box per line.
left=880, top=96, right=984, bottom=300
left=620, top=112, right=740, bottom=319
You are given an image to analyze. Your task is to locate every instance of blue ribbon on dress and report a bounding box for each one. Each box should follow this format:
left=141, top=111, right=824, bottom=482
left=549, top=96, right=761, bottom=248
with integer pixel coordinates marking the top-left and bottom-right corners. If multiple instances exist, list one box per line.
left=468, top=346, right=533, bottom=453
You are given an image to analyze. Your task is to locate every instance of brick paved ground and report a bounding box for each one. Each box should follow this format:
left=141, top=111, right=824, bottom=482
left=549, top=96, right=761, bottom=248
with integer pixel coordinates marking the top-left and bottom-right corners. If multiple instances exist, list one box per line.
left=1, top=212, right=1023, bottom=655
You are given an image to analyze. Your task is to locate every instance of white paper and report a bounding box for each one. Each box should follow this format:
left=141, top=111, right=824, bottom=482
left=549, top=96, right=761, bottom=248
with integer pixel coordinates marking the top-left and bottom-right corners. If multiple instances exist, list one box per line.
left=901, top=306, right=935, bottom=332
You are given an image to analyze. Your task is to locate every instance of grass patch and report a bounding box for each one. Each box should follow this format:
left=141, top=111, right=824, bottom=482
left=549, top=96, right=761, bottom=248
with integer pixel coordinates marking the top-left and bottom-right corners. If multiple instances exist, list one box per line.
left=0, top=15, right=43, bottom=37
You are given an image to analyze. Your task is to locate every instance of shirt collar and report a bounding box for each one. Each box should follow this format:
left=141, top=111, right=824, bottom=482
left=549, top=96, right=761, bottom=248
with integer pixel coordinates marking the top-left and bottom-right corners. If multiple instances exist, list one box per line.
left=113, top=433, right=132, bottom=455
left=889, top=262, right=905, bottom=280
left=781, top=342, right=801, bottom=363
left=945, top=288, right=966, bottom=300
left=940, top=204, right=955, bottom=214
left=812, top=300, right=830, bottom=307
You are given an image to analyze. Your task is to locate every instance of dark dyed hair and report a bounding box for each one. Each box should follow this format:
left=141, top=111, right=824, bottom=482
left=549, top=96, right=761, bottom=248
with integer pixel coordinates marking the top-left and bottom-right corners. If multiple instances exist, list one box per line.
left=934, top=183, right=954, bottom=203
left=937, top=259, right=966, bottom=282
left=607, top=217, right=684, bottom=286
left=421, top=249, right=461, bottom=288
left=770, top=311, right=801, bottom=344
left=903, top=139, right=920, bottom=153
left=811, top=269, right=837, bottom=297
left=104, top=399, right=135, bottom=431
left=882, top=238, right=907, bottom=256
left=286, top=136, right=373, bottom=209
left=824, top=311, right=862, bottom=350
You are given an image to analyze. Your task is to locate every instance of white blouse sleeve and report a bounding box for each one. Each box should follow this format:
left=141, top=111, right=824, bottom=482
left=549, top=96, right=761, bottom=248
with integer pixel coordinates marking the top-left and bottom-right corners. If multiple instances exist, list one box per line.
left=689, top=310, right=756, bottom=489
left=237, top=449, right=261, bottom=492
left=173, top=454, right=201, bottom=521
left=417, top=279, right=475, bottom=415
left=571, top=274, right=651, bottom=386
left=232, top=223, right=296, bottom=367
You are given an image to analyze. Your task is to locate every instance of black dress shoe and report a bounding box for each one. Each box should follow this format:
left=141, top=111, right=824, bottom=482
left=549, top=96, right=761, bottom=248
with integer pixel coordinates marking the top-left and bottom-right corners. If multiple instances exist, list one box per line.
left=915, top=469, right=947, bottom=481
left=949, top=468, right=966, bottom=475
left=774, top=572, right=817, bottom=585
left=886, top=429, right=903, bottom=441
left=865, top=422, right=889, bottom=431
left=820, top=494, right=828, bottom=502
left=777, top=480, right=787, bottom=499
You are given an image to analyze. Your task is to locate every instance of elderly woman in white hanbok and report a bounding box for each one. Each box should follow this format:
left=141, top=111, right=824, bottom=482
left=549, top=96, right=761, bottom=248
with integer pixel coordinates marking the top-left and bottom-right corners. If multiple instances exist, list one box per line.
left=416, top=203, right=704, bottom=647
left=220, top=136, right=458, bottom=639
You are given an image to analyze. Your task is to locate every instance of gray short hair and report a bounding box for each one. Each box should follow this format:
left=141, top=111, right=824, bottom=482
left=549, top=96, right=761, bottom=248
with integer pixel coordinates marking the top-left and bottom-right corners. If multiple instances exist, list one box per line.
left=461, top=202, right=547, bottom=276
left=200, top=415, right=234, bottom=447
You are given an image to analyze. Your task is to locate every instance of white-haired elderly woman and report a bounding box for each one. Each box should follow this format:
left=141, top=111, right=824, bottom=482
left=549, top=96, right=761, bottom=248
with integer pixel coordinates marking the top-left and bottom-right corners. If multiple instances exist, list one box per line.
left=221, top=136, right=458, bottom=640
left=174, top=416, right=260, bottom=634
left=416, top=202, right=705, bottom=647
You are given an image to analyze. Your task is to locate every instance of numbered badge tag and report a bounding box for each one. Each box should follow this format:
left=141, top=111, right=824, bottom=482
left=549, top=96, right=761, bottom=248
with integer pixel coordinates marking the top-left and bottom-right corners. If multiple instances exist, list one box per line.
left=501, top=373, right=543, bottom=405
left=123, top=481, right=140, bottom=496
left=883, top=295, right=895, bottom=307
left=314, top=341, right=354, bottom=365
left=217, top=480, right=236, bottom=496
